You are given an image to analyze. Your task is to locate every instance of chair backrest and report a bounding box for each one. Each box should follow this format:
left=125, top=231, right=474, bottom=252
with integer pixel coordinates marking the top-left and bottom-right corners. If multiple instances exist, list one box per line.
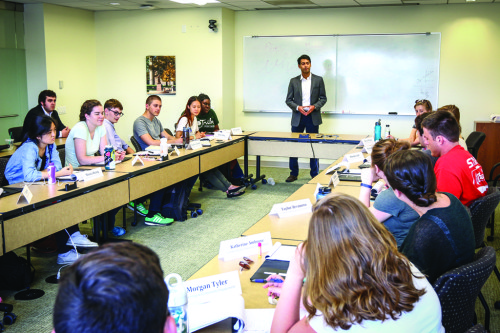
left=433, top=246, right=496, bottom=333
left=57, top=148, right=66, bottom=167
left=8, top=126, right=23, bottom=143
left=130, top=136, right=141, bottom=152
left=0, top=157, right=11, bottom=187
left=164, top=128, right=173, bottom=137
left=466, top=324, right=487, bottom=333
left=469, top=187, right=500, bottom=248
left=465, top=131, right=486, bottom=159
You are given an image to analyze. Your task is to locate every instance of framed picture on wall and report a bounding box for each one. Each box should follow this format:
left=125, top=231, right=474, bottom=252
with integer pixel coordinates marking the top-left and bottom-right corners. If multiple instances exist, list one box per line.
left=146, top=56, right=176, bottom=95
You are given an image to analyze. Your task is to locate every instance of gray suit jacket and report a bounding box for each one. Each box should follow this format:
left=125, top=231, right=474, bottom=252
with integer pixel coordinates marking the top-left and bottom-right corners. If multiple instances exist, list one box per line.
left=286, top=73, right=327, bottom=127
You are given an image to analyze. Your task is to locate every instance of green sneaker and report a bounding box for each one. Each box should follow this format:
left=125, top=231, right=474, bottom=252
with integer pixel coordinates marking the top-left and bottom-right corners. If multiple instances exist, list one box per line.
left=127, top=202, right=148, bottom=216
left=145, top=213, right=174, bottom=226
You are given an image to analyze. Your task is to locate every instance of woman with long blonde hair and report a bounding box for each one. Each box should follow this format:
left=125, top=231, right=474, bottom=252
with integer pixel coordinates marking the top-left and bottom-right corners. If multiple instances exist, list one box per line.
left=269, top=193, right=444, bottom=332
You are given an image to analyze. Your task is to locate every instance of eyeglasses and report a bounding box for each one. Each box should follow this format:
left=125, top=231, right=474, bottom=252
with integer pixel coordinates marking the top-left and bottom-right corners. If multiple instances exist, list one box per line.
left=415, top=99, right=428, bottom=104
left=109, top=110, right=124, bottom=117
left=239, top=257, right=254, bottom=271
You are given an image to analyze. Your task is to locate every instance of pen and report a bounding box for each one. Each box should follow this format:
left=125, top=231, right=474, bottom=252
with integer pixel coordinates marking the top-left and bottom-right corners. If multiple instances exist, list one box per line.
left=252, top=278, right=283, bottom=283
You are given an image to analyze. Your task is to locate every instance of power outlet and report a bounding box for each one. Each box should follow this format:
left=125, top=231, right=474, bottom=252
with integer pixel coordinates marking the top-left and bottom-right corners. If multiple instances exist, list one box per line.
left=58, top=106, right=66, bottom=114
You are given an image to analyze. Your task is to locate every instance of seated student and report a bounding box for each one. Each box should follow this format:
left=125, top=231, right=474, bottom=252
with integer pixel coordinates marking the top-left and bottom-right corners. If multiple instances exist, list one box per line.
left=102, top=99, right=135, bottom=236
left=421, top=110, right=488, bottom=206
left=359, top=139, right=419, bottom=247
left=176, top=96, right=245, bottom=198
left=267, top=193, right=444, bottom=333
left=402, top=99, right=432, bottom=145
left=198, top=93, right=244, bottom=181
left=133, top=95, right=193, bottom=224
left=22, top=90, right=70, bottom=140
left=414, top=112, right=439, bottom=167
left=65, top=100, right=126, bottom=235
left=52, top=242, right=176, bottom=333
left=437, top=104, right=467, bottom=150
left=6, top=115, right=96, bottom=264
left=385, top=150, right=475, bottom=284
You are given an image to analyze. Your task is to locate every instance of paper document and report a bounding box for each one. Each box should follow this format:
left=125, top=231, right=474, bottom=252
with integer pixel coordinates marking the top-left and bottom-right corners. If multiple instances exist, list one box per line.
left=189, top=295, right=246, bottom=332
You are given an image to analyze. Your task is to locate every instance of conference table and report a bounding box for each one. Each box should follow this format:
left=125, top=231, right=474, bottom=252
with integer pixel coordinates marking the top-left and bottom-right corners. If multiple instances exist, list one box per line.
left=0, top=136, right=246, bottom=255
left=0, top=138, right=66, bottom=158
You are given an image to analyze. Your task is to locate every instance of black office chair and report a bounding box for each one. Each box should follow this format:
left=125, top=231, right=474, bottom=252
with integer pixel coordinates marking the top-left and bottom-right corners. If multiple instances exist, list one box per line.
left=486, top=163, right=500, bottom=240
left=56, top=148, right=66, bottom=167
left=433, top=246, right=496, bottom=333
left=8, top=126, right=23, bottom=143
left=165, top=128, right=174, bottom=137
left=130, top=136, right=142, bottom=152
left=0, top=157, right=11, bottom=187
left=466, top=324, right=487, bottom=333
left=466, top=131, right=486, bottom=159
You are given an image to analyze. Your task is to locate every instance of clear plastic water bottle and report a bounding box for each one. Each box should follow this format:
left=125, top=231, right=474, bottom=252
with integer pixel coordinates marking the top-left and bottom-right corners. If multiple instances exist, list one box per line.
left=165, top=273, right=189, bottom=333
left=384, top=124, right=391, bottom=139
left=47, top=162, right=56, bottom=184
left=267, top=178, right=275, bottom=186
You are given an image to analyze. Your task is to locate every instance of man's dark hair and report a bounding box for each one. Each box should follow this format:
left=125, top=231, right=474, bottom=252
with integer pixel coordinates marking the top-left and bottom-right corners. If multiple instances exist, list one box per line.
left=38, top=90, right=57, bottom=104
left=104, top=99, right=123, bottom=111
left=297, top=54, right=311, bottom=65
left=53, top=242, right=169, bottom=333
left=421, top=110, right=460, bottom=143
left=414, top=112, right=433, bottom=136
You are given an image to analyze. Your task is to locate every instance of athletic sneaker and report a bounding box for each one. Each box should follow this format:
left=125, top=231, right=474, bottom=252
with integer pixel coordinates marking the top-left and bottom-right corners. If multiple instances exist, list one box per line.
left=66, top=231, right=98, bottom=248
left=111, top=226, right=126, bottom=237
left=144, top=213, right=174, bottom=226
left=57, top=249, right=81, bottom=265
left=127, top=202, right=148, bottom=216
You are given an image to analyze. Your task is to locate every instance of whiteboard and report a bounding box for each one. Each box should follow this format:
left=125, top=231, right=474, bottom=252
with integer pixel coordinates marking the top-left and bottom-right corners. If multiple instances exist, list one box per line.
left=243, top=33, right=440, bottom=115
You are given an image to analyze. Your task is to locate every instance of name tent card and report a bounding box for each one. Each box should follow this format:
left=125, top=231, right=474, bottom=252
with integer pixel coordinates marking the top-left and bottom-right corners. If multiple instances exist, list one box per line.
left=187, top=140, right=203, bottom=150
left=343, top=152, right=365, bottom=163
left=80, top=168, right=104, bottom=181
left=17, top=185, right=33, bottom=204
left=270, top=199, right=313, bottom=218
left=131, top=155, right=144, bottom=166
left=214, top=130, right=232, bottom=141
left=329, top=171, right=340, bottom=187
left=183, top=271, right=242, bottom=304
left=219, top=231, right=272, bottom=261
left=231, top=127, right=243, bottom=135
left=170, top=146, right=181, bottom=157
left=359, top=137, right=375, bottom=148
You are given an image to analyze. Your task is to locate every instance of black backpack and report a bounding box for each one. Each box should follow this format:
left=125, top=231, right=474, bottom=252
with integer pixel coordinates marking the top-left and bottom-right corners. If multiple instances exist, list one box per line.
left=0, top=252, right=34, bottom=291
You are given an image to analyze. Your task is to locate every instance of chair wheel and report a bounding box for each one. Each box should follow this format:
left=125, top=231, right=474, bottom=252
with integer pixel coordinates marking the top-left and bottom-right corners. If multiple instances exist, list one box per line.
left=262, top=179, right=267, bottom=184
left=131, top=221, right=137, bottom=226
left=251, top=184, right=257, bottom=190
left=191, top=211, right=198, bottom=218
left=196, top=209, right=203, bottom=215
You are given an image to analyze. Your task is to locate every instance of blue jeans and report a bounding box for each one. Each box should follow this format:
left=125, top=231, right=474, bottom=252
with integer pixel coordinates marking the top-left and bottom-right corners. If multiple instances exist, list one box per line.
left=290, top=114, right=319, bottom=178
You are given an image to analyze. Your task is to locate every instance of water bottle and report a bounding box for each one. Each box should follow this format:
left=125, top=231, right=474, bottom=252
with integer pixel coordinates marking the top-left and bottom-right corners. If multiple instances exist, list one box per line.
left=316, top=186, right=331, bottom=202
left=374, top=119, right=381, bottom=141
left=267, top=178, right=275, bottom=186
left=47, top=162, right=56, bottom=184
left=104, top=145, right=115, bottom=170
left=384, top=124, right=391, bottom=139
left=165, top=273, right=189, bottom=333
left=160, top=138, right=169, bottom=156
left=182, top=127, right=190, bottom=148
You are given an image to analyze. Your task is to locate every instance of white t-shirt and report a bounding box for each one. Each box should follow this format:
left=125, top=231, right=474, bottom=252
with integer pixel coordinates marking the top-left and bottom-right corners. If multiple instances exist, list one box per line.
left=65, top=121, right=107, bottom=167
left=176, top=116, right=199, bottom=135
left=307, top=265, right=444, bottom=333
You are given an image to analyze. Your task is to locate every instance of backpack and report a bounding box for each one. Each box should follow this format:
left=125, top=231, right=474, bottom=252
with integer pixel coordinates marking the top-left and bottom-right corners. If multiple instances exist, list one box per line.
left=161, top=180, right=193, bottom=222
left=0, top=252, right=35, bottom=291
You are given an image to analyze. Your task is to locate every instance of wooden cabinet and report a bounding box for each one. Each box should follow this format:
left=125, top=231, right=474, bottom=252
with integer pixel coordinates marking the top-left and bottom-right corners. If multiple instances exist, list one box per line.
left=475, top=121, right=500, bottom=180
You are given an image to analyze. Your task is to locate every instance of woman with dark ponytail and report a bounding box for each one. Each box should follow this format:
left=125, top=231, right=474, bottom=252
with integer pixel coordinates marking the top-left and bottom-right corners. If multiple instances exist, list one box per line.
left=384, top=150, right=475, bottom=284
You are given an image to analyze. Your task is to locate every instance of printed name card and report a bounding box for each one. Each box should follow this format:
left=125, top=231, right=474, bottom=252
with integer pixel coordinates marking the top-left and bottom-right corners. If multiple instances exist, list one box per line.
left=231, top=127, right=243, bottom=135
left=360, top=137, right=375, bottom=148
left=219, top=231, right=272, bottom=261
left=329, top=171, right=340, bottom=188
left=343, top=152, right=365, bottom=163
left=269, top=199, right=313, bottom=219
left=79, top=168, right=104, bottom=181
left=183, top=271, right=242, bottom=304
left=187, top=140, right=203, bottom=150
left=131, top=155, right=144, bottom=166
left=214, top=130, right=232, bottom=141
left=17, top=185, right=33, bottom=204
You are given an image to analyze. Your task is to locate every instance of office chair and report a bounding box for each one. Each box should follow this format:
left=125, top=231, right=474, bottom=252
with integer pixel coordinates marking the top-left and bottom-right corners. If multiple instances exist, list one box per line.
left=466, top=324, right=487, bottom=333
left=0, top=157, right=10, bottom=187
left=7, top=126, right=23, bottom=143
left=465, top=131, right=486, bottom=159
left=130, top=136, right=142, bottom=152
left=433, top=246, right=496, bottom=333
left=486, top=163, right=500, bottom=240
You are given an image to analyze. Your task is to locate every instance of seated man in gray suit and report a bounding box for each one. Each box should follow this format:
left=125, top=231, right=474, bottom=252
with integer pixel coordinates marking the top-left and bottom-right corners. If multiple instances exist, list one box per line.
left=285, top=54, right=327, bottom=182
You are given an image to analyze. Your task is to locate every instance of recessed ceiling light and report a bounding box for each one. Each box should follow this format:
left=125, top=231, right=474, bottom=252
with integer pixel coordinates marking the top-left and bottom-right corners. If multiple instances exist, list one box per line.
left=110, top=2, right=120, bottom=4
left=170, top=0, right=219, bottom=5
left=465, top=0, right=476, bottom=2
